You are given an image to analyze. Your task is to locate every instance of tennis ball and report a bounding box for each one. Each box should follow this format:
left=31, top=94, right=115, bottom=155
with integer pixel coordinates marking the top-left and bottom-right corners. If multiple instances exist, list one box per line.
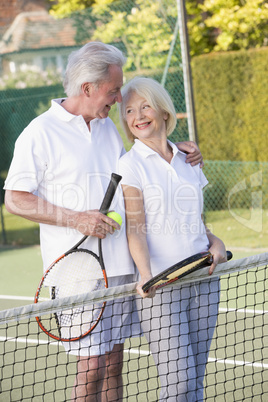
left=107, top=211, right=123, bottom=227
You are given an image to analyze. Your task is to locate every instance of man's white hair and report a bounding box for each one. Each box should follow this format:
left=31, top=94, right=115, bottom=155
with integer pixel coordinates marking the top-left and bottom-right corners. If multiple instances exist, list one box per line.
left=63, top=42, right=126, bottom=97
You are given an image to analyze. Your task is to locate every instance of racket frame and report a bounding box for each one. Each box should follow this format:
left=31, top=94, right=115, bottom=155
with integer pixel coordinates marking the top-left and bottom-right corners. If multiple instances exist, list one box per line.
left=34, top=173, right=122, bottom=342
left=142, top=250, right=233, bottom=292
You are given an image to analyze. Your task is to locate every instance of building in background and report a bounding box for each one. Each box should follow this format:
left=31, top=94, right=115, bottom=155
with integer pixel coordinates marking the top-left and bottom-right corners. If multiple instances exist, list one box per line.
left=0, top=0, right=48, bottom=35
left=0, top=0, right=80, bottom=76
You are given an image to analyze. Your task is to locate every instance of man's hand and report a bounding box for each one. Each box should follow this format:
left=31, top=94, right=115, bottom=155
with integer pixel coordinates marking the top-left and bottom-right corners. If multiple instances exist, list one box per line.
left=176, top=141, right=204, bottom=168
left=72, top=210, right=121, bottom=239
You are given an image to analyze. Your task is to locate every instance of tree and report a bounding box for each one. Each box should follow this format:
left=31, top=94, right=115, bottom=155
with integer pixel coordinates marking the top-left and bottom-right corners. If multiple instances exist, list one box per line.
left=187, top=0, right=268, bottom=55
left=49, top=0, right=95, bottom=18
left=91, top=0, right=174, bottom=72
left=50, top=0, right=174, bottom=71
left=185, top=0, right=215, bottom=56
left=49, top=0, right=268, bottom=57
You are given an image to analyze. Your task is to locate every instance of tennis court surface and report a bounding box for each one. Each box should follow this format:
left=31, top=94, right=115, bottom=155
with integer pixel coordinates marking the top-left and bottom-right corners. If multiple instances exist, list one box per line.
left=0, top=253, right=267, bottom=401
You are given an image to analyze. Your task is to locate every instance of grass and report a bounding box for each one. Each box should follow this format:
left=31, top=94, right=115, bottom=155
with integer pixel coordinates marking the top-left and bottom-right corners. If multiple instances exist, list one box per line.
left=0, top=246, right=42, bottom=303
left=1, top=204, right=268, bottom=251
left=1, top=204, right=39, bottom=246
left=205, top=208, right=268, bottom=250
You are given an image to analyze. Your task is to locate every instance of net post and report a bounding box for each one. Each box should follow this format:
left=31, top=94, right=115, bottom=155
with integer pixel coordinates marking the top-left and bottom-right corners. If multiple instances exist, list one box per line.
left=176, top=0, right=198, bottom=144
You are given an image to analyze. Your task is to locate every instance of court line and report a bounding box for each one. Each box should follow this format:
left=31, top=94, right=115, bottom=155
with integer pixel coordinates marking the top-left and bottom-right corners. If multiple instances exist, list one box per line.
left=207, top=357, right=267, bottom=369
left=218, top=307, right=267, bottom=315
left=0, top=295, right=48, bottom=301
left=0, top=295, right=38, bottom=301
left=0, top=336, right=267, bottom=369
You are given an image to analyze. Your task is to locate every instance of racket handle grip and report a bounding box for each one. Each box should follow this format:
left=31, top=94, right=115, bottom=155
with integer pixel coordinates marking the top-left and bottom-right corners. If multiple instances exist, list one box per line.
left=99, top=173, right=122, bottom=215
left=226, top=250, right=233, bottom=261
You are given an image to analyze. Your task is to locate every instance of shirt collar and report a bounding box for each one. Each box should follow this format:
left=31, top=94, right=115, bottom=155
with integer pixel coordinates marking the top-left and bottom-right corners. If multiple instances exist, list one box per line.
left=133, top=139, right=156, bottom=158
left=167, top=139, right=186, bottom=157
left=50, top=98, right=106, bottom=125
left=50, top=98, right=75, bottom=122
left=133, top=139, right=186, bottom=159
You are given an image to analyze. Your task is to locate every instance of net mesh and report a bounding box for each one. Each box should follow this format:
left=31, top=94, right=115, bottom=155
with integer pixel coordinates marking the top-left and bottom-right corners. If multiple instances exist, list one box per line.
left=0, top=253, right=267, bottom=401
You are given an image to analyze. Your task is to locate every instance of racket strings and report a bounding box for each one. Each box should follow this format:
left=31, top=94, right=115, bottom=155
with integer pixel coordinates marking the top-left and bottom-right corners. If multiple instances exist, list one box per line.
left=43, top=250, right=104, bottom=288
left=37, top=250, right=106, bottom=341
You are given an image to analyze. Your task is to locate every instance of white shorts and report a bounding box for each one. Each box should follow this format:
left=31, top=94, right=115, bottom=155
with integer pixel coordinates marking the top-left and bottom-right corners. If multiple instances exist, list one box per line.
left=62, top=274, right=140, bottom=356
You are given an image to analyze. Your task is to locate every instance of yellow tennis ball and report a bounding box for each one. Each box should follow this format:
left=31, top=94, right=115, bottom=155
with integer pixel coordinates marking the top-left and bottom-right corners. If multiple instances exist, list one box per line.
left=107, top=211, right=123, bottom=227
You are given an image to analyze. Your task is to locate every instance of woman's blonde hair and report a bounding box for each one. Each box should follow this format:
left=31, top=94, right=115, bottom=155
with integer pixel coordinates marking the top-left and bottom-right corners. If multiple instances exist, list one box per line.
left=119, top=77, right=177, bottom=143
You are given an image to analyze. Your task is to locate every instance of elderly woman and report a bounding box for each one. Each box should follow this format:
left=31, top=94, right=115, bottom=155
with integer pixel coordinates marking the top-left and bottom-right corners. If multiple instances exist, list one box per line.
left=118, top=77, right=227, bottom=401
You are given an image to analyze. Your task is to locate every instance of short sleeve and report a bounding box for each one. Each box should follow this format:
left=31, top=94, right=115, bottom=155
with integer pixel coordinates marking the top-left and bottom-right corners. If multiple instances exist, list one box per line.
left=118, top=156, right=142, bottom=190
left=4, top=127, right=48, bottom=193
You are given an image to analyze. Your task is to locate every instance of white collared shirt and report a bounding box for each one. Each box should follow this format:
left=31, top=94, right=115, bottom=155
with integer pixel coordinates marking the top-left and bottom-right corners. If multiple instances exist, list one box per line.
left=5, top=99, right=134, bottom=276
left=119, top=139, right=209, bottom=276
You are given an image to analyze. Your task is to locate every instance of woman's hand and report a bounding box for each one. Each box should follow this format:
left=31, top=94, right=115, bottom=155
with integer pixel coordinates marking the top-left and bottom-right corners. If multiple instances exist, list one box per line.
left=208, top=239, right=227, bottom=275
left=136, top=275, right=156, bottom=299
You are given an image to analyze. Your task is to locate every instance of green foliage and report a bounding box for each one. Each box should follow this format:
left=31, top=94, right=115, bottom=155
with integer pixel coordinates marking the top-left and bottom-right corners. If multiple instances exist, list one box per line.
left=202, top=0, right=268, bottom=52
left=186, top=0, right=215, bottom=56
left=49, top=0, right=268, bottom=57
left=71, top=0, right=177, bottom=72
left=186, top=0, right=268, bottom=56
left=49, top=0, right=95, bottom=18
left=191, top=47, right=268, bottom=162
left=231, top=48, right=268, bottom=161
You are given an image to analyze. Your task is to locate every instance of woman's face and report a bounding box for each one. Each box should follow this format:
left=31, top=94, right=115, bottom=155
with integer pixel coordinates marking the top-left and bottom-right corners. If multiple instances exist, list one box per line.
left=125, top=92, right=168, bottom=141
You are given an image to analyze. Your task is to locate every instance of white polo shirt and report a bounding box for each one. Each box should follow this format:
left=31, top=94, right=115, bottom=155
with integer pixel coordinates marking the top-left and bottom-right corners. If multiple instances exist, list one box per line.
left=118, top=139, right=209, bottom=276
left=4, top=99, right=134, bottom=276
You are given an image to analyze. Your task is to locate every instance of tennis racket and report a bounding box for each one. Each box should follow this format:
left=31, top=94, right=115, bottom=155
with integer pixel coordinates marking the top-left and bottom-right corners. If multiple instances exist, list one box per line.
left=142, top=250, right=233, bottom=292
left=34, top=173, right=122, bottom=342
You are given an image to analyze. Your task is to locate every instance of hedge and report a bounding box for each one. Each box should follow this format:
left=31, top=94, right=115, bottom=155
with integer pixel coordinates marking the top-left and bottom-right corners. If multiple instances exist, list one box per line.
left=191, top=47, right=268, bottom=162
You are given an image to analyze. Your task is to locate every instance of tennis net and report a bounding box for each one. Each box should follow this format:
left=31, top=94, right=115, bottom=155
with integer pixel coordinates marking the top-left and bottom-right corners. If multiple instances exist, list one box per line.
left=0, top=253, right=267, bottom=401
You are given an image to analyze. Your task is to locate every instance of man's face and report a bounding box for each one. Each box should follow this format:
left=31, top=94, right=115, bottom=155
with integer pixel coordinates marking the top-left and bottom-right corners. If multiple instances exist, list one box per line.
left=87, top=64, right=123, bottom=120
